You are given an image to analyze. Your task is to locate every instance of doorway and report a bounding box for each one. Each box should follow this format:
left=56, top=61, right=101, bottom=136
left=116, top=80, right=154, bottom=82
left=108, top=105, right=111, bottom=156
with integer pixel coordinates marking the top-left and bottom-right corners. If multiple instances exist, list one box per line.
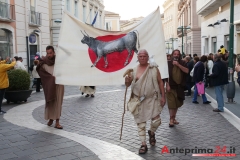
left=29, top=45, right=37, bottom=66
left=29, top=33, right=39, bottom=66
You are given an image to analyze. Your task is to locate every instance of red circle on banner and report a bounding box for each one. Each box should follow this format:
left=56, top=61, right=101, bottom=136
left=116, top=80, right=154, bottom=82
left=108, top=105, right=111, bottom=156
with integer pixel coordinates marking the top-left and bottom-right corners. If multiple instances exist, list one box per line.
left=88, top=34, right=135, bottom=72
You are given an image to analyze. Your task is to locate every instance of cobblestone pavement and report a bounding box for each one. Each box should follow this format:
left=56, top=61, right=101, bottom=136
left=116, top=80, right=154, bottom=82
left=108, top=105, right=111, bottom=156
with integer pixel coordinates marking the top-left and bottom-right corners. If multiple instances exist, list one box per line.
left=1, top=85, right=240, bottom=160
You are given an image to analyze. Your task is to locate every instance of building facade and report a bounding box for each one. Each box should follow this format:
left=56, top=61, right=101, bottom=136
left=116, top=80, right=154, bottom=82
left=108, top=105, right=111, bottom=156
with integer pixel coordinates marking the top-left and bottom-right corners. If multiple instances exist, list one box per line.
left=50, top=0, right=105, bottom=48
left=163, top=0, right=179, bottom=54
left=120, top=17, right=144, bottom=31
left=0, top=0, right=50, bottom=68
left=197, top=0, right=240, bottom=55
left=177, top=0, right=201, bottom=56
left=104, top=11, right=120, bottom=31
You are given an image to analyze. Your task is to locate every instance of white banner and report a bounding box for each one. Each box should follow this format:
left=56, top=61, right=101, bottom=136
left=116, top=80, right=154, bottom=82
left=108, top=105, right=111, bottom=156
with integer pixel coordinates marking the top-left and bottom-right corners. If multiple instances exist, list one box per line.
left=54, top=7, right=168, bottom=86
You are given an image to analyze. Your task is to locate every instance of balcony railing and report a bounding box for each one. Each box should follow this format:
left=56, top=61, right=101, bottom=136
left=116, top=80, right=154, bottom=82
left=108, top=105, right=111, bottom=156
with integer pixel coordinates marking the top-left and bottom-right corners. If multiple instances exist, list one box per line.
left=29, top=10, right=41, bottom=26
left=0, top=1, right=15, bottom=21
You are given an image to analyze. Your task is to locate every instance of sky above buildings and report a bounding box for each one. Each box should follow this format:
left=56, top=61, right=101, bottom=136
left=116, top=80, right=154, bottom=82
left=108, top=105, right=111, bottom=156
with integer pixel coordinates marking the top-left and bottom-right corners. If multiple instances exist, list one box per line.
left=104, top=0, right=164, bottom=20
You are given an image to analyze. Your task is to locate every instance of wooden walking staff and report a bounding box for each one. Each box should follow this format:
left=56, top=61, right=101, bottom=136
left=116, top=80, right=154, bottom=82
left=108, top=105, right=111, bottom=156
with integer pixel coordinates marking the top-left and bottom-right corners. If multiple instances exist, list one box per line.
left=120, top=69, right=133, bottom=140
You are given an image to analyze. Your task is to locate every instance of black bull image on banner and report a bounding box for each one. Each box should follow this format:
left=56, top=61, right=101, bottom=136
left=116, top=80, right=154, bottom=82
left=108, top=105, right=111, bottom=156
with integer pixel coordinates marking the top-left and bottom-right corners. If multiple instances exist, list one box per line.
left=81, top=30, right=140, bottom=68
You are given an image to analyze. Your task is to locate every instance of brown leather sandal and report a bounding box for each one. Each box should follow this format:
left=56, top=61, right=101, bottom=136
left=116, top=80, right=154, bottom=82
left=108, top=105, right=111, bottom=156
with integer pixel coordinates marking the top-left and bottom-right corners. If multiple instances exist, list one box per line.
left=169, top=119, right=174, bottom=127
left=148, top=130, right=156, bottom=146
left=54, top=124, right=63, bottom=129
left=47, top=120, right=53, bottom=126
left=173, top=120, right=179, bottom=124
left=139, top=145, right=148, bottom=154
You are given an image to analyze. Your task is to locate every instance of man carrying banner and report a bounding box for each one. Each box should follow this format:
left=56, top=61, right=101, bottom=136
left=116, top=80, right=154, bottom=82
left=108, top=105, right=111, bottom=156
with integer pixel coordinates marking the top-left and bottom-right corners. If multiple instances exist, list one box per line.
left=125, top=49, right=166, bottom=154
left=37, top=46, right=64, bottom=129
left=165, top=49, right=188, bottom=127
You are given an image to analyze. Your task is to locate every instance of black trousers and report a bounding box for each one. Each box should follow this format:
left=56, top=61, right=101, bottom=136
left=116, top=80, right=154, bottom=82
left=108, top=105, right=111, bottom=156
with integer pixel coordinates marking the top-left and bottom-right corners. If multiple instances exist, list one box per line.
left=205, top=76, right=212, bottom=87
left=36, top=78, right=41, bottom=92
left=0, top=89, right=6, bottom=111
left=186, top=82, right=194, bottom=95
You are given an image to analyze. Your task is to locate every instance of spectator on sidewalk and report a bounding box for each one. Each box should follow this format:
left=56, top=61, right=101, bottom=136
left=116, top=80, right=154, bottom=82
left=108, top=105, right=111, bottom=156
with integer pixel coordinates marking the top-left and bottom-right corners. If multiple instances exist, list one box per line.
left=190, top=56, right=200, bottom=76
left=210, top=54, right=228, bottom=112
left=235, top=65, right=240, bottom=86
left=184, top=56, right=194, bottom=97
left=166, top=54, right=171, bottom=61
left=209, top=53, right=213, bottom=59
left=189, top=54, right=193, bottom=60
left=14, top=57, right=26, bottom=71
left=221, top=51, right=229, bottom=67
left=193, top=53, right=198, bottom=58
left=0, top=57, right=16, bottom=114
left=37, top=46, right=64, bottom=129
left=192, top=55, right=211, bottom=104
left=32, top=60, right=41, bottom=92
left=220, top=45, right=226, bottom=55
left=165, top=49, right=188, bottom=127
left=206, top=55, right=214, bottom=87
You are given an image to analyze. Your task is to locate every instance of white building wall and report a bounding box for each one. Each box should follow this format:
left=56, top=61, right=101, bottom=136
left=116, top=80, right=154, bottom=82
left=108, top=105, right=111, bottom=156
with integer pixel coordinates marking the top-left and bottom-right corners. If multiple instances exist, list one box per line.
left=50, top=0, right=105, bottom=48
left=163, top=0, right=181, bottom=53
left=14, top=0, right=50, bottom=67
left=200, top=1, right=240, bottom=55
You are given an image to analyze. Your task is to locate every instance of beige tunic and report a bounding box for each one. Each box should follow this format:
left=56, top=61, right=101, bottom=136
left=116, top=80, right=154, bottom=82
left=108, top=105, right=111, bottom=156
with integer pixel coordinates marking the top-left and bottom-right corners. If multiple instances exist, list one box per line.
left=42, top=64, right=64, bottom=120
left=130, top=65, right=163, bottom=123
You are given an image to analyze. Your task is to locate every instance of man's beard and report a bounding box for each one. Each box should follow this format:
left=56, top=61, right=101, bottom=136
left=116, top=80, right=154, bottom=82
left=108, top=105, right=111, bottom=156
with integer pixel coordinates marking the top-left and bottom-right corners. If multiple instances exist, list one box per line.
left=173, top=56, right=179, bottom=61
left=47, top=55, right=55, bottom=60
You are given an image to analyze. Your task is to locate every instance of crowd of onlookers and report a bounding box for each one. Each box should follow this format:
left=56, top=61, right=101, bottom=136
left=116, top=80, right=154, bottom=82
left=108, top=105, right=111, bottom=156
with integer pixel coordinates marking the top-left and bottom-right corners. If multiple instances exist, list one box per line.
left=167, top=45, right=240, bottom=112
left=0, top=55, right=42, bottom=93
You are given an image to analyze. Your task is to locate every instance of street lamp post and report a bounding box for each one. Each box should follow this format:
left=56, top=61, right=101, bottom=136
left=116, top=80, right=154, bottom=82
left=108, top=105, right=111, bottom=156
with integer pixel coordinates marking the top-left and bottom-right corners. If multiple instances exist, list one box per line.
left=177, top=26, right=191, bottom=56
left=169, top=38, right=178, bottom=51
left=166, top=42, right=171, bottom=54
left=226, top=0, right=235, bottom=103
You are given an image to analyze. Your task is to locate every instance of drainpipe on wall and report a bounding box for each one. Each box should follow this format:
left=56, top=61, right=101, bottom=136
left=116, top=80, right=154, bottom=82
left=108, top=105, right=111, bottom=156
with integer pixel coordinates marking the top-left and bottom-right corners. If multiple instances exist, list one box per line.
left=24, top=0, right=29, bottom=72
left=26, top=36, right=30, bottom=73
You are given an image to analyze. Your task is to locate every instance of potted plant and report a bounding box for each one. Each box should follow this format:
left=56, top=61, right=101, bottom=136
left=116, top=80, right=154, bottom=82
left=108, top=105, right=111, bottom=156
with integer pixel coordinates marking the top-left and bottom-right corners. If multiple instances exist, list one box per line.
left=4, top=69, right=32, bottom=104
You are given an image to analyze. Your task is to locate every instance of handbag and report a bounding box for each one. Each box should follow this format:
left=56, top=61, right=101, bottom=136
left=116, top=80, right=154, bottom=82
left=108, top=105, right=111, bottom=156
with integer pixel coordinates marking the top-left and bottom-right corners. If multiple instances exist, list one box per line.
left=127, top=97, right=141, bottom=115
left=196, top=82, right=205, bottom=95
left=127, top=68, right=149, bottom=115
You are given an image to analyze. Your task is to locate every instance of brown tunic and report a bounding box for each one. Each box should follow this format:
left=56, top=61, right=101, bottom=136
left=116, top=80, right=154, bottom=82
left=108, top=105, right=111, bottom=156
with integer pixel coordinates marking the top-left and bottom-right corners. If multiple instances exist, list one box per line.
left=42, top=64, right=64, bottom=120
left=130, top=65, right=162, bottom=123
left=167, top=60, right=187, bottom=109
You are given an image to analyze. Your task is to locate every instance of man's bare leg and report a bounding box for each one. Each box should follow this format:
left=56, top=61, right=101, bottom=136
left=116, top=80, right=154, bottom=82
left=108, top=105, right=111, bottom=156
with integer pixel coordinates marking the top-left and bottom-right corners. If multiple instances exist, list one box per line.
left=148, top=115, right=161, bottom=146
left=149, top=115, right=161, bottom=135
left=137, top=122, right=148, bottom=154
left=169, top=109, right=175, bottom=127
left=173, top=109, right=179, bottom=124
